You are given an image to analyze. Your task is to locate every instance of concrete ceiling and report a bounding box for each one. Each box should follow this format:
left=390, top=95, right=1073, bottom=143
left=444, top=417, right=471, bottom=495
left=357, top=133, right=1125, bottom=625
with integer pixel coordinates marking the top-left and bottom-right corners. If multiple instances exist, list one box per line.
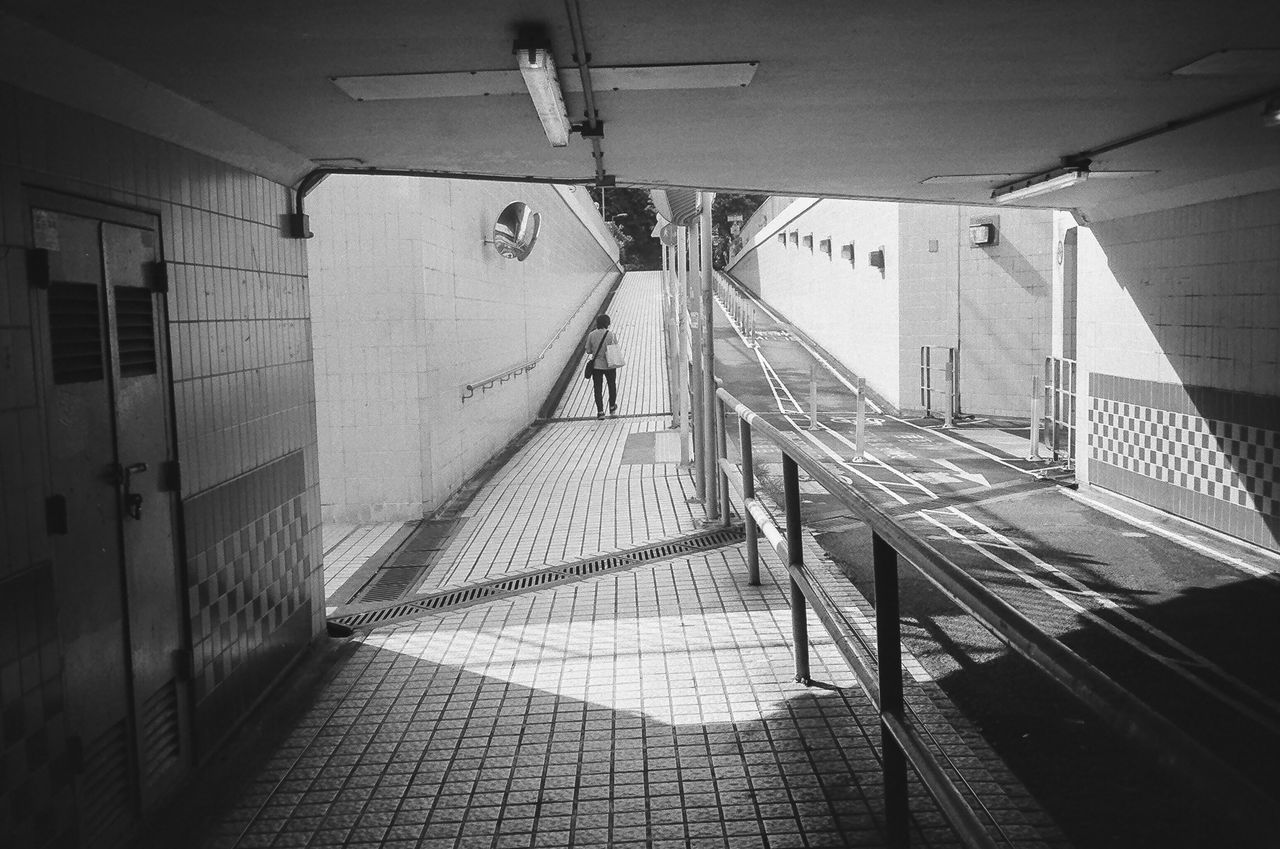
left=3, top=1, right=1280, bottom=220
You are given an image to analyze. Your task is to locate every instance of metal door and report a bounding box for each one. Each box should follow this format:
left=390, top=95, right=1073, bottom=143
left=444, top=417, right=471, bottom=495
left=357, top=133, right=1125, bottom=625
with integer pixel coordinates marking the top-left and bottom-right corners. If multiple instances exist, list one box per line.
left=32, top=193, right=188, bottom=847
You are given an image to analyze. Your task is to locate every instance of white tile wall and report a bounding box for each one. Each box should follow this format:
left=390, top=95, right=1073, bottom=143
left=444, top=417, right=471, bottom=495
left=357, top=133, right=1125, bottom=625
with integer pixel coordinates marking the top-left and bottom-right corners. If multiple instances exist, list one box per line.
left=308, top=176, right=620, bottom=523
left=0, top=79, right=324, bottom=825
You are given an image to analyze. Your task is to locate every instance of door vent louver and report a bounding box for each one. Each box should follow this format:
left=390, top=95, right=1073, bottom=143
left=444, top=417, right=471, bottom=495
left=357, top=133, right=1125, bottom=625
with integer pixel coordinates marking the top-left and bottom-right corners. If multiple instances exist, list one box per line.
left=114, top=287, right=157, bottom=377
left=139, top=680, right=181, bottom=794
left=49, top=283, right=104, bottom=384
left=79, top=721, right=135, bottom=847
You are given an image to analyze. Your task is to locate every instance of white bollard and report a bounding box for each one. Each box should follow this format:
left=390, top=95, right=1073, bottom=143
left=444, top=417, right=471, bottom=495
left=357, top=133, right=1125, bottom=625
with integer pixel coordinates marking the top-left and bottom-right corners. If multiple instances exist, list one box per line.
left=1028, top=373, right=1043, bottom=460
left=855, top=377, right=867, bottom=461
left=808, top=362, right=819, bottom=430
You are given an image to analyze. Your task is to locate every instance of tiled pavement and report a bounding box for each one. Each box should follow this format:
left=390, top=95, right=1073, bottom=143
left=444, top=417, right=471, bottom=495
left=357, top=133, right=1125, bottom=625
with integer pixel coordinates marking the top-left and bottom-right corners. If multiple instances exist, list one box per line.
left=195, top=271, right=1057, bottom=849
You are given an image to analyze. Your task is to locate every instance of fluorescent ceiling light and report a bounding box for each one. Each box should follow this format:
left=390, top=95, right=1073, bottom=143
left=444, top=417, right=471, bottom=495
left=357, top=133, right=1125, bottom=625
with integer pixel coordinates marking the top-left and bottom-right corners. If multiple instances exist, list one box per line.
left=331, top=63, right=758, bottom=101
left=516, top=46, right=571, bottom=147
left=992, top=166, right=1088, bottom=204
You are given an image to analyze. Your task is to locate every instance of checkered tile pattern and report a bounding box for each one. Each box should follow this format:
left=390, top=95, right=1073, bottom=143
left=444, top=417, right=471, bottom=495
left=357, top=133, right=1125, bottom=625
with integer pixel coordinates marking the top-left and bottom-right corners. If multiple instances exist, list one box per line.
left=1089, top=398, right=1280, bottom=516
left=0, top=564, right=76, bottom=848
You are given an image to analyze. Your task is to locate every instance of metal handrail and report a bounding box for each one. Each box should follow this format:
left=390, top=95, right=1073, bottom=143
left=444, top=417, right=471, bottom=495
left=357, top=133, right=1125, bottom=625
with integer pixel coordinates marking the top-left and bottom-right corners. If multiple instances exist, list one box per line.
left=712, top=383, right=1274, bottom=847
left=461, top=269, right=620, bottom=400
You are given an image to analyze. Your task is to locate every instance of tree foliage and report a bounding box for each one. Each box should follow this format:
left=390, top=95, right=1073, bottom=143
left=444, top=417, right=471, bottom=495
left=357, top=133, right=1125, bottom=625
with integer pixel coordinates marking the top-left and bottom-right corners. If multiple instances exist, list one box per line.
left=596, top=186, right=661, bottom=271
left=712, top=193, right=767, bottom=269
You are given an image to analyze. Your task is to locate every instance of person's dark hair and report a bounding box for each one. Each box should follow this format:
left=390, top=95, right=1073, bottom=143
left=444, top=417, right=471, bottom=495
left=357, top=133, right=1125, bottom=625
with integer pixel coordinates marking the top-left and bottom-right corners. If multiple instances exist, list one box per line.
left=595, top=314, right=611, bottom=329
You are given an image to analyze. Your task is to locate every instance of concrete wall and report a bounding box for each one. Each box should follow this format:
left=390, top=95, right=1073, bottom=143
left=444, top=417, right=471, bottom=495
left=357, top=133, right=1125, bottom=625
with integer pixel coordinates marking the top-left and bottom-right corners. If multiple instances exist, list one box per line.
left=0, top=82, right=321, bottom=846
left=728, top=198, right=903, bottom=406
left=308, top=176, right=620, bottom=523
left=730, top=198, right=1051, bottom=416
left=1076, top=191, right=1280, bottom=550
left=899, top=205, right=1053, bottom=417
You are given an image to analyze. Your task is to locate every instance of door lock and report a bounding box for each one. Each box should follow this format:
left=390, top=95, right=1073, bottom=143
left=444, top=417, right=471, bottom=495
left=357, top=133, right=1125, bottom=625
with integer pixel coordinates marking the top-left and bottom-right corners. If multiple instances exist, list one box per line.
left=116, top=462, right=149, bottom=520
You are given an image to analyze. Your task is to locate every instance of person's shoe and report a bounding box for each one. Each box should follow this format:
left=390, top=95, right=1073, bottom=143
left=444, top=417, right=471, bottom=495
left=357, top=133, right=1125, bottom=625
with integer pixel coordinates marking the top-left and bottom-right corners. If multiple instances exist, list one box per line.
left=596, top=411, right=605, bottom=420
left=609, top=405, right=618, bottom=417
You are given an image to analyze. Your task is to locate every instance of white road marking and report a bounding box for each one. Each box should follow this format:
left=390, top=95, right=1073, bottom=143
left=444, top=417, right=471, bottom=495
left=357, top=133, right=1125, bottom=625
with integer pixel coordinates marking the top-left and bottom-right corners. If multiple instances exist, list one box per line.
left=920, top=507, right=1280, bottom=732
left=932, top=458, right=991, bottom=488
left=1067, top=489, right=1280, bottom=583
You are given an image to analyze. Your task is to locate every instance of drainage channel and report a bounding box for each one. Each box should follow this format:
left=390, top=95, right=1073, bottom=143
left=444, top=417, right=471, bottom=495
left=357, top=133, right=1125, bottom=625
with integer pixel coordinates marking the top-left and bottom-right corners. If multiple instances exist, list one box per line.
left=329, top=525, right=745, bottom=631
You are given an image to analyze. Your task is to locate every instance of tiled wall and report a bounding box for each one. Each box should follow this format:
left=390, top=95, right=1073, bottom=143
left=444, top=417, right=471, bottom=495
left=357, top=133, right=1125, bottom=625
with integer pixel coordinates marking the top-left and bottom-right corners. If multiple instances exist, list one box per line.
left=0, top=80, right=322, bottom=839
left=898, top=204, right=1053, bottom=418
left=727, top=198, right=903, bottom=406
left=1090, top=375, right=1280, bottom=551
left=1077, top=190, right=1280, bottom=550
left=308, top=176, right=619, bottom=523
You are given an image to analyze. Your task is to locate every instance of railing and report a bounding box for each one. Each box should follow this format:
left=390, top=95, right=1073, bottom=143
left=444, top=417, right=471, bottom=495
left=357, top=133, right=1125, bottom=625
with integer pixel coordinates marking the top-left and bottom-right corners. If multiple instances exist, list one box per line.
left=712, top=383, right=1273, bottom=848
left=1043, top=356, right=1076, bottom=464
left=919, top=345, right=957, bottom=426
left=461, top=269, right=620, bottom=400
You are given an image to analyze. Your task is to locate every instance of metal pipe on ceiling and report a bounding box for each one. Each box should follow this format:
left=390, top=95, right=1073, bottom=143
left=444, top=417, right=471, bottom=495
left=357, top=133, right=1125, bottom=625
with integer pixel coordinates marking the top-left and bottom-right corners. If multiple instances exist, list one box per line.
left=564, top=0, right=607, bottom=185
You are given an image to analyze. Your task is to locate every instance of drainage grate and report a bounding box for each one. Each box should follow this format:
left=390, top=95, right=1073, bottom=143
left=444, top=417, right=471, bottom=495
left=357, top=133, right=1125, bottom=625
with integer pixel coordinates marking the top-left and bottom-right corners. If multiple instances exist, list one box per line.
left=330, top=525, right=745, bottom=631
left=360, top=566, right=430, bottom=603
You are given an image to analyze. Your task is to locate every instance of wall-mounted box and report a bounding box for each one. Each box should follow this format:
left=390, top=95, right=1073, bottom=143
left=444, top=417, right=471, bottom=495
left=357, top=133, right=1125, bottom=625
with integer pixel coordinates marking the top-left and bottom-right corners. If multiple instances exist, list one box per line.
left=928, top=239, right=939, bottom=253
left=802, top=234, right=813, bottom=251
left=777, top=232, right=787, bottom=245
left=840, top=243, right=855, bottom=266
left=819, top=237, right=832, bottom=258
left=968, top=215, right=999, bottom=247
left=789, top=231, right=800, bottom=246
left=869, top=246, right=886, bottom=274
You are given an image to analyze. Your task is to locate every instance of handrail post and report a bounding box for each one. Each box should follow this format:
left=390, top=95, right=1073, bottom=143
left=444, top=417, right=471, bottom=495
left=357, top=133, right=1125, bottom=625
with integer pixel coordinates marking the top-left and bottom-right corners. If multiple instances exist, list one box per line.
left=854, top=376, right=867, bottom=462
left=739, top=415, right=760, bottom=586
left=783, top=455, right=810, bottom=685
left=873, top=531, right=909, bottom=848
left=716, top=396, right=731, bottom=526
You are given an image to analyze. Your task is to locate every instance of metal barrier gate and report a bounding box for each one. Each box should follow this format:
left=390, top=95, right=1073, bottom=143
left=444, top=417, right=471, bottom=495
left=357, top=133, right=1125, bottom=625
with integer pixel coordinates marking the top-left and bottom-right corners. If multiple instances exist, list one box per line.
left=920, top=346, right=957, bottom=426
left=1043, top=356, right=1076, bottom=464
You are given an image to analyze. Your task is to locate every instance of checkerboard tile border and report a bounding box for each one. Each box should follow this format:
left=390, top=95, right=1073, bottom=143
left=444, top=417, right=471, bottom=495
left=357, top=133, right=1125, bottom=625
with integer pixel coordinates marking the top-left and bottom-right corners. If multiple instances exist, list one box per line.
left=1089, top=398, right=1280, bottom=517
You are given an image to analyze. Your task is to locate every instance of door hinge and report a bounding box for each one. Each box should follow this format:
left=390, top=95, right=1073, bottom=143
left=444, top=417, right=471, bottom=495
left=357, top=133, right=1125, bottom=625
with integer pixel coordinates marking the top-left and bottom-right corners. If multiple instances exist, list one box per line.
left=171, top=647, right=194, bottom=682
left=45, top=494, right=68, bottom=535
left=160, top=460, right=181, bottom=493
left=27, top=248, right=51, bottom=289
left=146, top=260, right=169, bottom=293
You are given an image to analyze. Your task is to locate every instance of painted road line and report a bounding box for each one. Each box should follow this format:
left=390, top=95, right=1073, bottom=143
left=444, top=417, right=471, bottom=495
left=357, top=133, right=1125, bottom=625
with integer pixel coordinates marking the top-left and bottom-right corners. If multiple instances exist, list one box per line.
left=755, top=349, right=913, bottom=505
left=754, top=349, right=939, bottom=501
left=756, top=350, right=937, bottom=503
left=723, top=276, right=883, bottom=414
left=920, top=507, right=1280, bottom=732
left=1066, top=489, right=1280, bottom=583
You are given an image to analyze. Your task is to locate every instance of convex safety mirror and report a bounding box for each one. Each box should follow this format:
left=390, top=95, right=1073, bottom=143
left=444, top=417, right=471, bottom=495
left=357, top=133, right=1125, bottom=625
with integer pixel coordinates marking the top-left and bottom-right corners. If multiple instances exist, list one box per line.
left=491, top=201, right=541, bottom=261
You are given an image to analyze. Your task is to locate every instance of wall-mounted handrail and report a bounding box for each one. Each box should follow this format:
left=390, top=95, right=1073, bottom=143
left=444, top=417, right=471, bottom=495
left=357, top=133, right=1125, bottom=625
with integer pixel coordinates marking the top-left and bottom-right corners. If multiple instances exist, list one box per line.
left=462, top=269, right=620, bottom=400
left=713, top=383, right=1274, bottom=847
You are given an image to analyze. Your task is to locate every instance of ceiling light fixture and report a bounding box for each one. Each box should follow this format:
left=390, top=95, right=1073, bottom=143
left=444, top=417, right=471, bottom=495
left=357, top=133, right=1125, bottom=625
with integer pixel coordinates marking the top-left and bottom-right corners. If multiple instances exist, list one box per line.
left=515, top=43, right=571, bottom=147
left=992, top=165, right=1089, bottom=204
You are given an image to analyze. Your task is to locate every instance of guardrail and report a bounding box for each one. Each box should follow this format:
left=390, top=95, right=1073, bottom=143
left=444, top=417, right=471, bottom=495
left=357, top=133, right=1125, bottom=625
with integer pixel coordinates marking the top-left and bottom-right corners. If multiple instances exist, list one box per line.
left=712, top=382, right=1272, bottom=847
left=462, top=269, right=621, bottom=400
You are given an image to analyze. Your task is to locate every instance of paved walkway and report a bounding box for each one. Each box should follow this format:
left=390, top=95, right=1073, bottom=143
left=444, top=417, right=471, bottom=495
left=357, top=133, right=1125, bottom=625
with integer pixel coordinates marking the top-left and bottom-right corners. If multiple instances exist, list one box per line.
left=196, top=271, right=1055, bottom=849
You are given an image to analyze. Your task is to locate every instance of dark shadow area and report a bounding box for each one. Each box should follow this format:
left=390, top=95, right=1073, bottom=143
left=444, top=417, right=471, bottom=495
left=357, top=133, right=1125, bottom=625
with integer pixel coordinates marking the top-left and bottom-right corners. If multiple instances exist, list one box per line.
left=825, top=519, right=1280, bottom=849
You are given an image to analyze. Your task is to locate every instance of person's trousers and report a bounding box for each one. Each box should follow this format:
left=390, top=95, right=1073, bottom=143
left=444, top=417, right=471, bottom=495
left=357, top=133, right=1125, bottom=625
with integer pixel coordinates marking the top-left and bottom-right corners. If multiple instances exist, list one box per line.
left=591, top=368, right=617, bottom=413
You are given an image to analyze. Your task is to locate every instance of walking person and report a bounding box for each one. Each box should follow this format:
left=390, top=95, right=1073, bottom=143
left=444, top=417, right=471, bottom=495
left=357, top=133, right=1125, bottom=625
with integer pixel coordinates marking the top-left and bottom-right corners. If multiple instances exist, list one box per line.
left=584, top=314, right=622, bottom=419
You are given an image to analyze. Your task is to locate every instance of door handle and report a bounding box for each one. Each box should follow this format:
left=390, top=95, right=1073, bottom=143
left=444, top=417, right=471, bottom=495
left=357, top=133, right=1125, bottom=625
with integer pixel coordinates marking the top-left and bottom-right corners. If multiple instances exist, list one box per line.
left=116, top=462, right=149, bottom=520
